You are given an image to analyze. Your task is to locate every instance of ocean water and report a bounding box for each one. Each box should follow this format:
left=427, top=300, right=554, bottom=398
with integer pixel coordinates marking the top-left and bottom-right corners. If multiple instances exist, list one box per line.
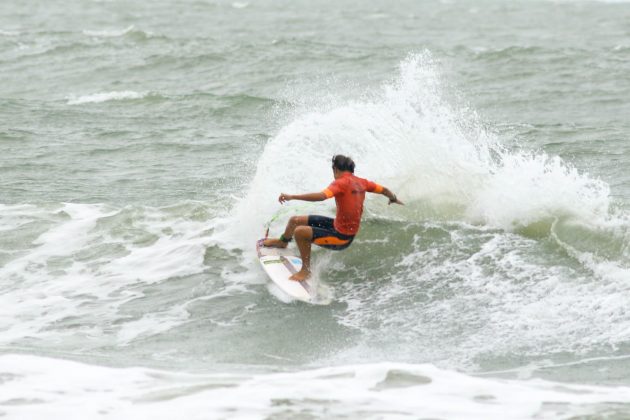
left=2, top=0, right=630, bottom=418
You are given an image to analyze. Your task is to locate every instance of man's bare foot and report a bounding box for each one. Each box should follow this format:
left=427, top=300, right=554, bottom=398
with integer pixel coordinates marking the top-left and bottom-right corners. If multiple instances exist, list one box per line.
left=289, top=270, right=310, bottom=282
left=263, top=238, right=288, bottom=248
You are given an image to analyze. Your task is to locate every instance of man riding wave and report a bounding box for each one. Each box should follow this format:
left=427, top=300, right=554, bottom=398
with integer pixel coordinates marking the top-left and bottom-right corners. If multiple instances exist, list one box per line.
left=263, top=155, right=403, bottom=281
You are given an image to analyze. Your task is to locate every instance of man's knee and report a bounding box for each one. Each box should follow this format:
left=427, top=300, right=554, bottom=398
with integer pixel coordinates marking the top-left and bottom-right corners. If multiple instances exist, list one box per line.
left=294, top=226, right=312, bottom=240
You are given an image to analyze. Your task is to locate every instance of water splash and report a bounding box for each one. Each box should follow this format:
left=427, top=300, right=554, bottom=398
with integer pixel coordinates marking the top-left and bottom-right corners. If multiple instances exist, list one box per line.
left=230, top=51, right=613, bottom=238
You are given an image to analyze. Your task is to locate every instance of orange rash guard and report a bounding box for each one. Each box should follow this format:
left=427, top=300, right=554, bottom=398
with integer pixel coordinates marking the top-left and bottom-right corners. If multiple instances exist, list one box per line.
left=322, top=172, right=383, bottom=236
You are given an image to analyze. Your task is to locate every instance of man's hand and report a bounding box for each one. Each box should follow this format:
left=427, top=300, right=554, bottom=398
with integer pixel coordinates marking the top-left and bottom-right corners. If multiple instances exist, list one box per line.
left=388, top=196, right=404, bottom=205
left=278, top=193, right=293, bottom=204
left=382, top=187, right=403, bottom=205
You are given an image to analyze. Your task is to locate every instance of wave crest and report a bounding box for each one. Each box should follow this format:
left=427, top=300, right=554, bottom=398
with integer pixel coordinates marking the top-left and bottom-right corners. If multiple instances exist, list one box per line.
left=67, top=91, right=146, bottom=105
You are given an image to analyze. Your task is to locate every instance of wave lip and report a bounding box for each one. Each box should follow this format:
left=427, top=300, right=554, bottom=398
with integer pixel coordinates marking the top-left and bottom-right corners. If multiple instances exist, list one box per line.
left=67, top=91, right=146, bottom=105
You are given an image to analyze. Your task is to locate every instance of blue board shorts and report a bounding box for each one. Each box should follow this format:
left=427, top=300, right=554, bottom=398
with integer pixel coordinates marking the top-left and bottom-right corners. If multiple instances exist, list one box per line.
left=308, top=215, right=354, bottom=250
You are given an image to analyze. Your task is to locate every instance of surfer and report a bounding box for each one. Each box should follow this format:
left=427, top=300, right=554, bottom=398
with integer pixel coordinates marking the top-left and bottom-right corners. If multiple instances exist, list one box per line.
left=263, top=155, right=403, bottom=281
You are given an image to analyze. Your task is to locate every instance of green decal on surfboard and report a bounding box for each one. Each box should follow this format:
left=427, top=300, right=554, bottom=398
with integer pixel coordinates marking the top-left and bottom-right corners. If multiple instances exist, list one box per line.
left=263, top=259, right=282, bottom=265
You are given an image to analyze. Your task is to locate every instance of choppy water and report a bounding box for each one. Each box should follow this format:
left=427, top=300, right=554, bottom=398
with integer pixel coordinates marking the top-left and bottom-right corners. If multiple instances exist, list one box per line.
left=3, top=0, right=630, bottom=418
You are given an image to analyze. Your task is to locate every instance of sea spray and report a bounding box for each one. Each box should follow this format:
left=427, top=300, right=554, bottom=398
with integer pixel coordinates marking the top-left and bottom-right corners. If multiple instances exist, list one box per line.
left=230, top=52, right=613, bottom=238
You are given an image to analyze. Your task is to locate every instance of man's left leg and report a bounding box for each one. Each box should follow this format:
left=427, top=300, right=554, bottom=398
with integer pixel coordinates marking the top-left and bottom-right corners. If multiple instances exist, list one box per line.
left=290, top=225, right=313, bottom=281
left=263, top=215, right=309, bottom=248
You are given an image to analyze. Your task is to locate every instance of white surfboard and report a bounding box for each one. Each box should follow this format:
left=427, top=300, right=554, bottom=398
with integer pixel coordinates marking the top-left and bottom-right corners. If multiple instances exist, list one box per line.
left=256, top=239, right=315, bottom=303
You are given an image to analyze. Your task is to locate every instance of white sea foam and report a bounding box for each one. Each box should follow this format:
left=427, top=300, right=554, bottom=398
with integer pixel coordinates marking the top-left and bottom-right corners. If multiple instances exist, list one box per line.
left=67, top=91, right=145, bottom=105
left=467, top=152, right=610, bottom=229
left=116, top=304, right=191, bottom=345
left=83, top=25, right=136, bottom=37
left=325, top=216, right=630, bottom=369
left=1, top=354, right=629, bottom=419
left=0, top=29, right=20, bottom=36
left=0, top=202, right=238, bottom=346
left=231, top=2, right=249, bottom=8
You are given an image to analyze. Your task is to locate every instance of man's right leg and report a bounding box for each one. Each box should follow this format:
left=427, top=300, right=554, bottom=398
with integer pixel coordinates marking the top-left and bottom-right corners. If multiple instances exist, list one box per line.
left=263, top=215, right=309, bottom=248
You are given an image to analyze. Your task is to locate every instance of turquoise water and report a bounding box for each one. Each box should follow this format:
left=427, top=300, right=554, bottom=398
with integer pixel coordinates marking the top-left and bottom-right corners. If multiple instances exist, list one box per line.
left=3, top=0, right=630, bottom=418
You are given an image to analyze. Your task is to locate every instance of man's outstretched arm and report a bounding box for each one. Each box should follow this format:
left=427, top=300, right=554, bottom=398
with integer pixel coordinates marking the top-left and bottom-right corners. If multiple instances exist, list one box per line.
left=278, top=192, right=327, bottom=204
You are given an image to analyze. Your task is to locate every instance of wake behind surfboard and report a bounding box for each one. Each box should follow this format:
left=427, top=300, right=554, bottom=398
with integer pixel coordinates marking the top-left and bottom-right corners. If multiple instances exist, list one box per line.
left=256, top=239, right=315, bottom=303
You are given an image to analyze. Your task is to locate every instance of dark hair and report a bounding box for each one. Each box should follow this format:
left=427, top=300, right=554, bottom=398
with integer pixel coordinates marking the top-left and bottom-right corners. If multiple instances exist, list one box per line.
left=332, top=155, right=355, bottom=173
